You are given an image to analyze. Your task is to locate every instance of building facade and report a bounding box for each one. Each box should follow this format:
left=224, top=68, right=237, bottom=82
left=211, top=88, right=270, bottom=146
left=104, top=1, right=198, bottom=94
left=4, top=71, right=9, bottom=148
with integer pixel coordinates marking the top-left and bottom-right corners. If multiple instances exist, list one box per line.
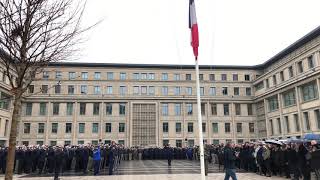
left=1, top=26, right=320, bottom=147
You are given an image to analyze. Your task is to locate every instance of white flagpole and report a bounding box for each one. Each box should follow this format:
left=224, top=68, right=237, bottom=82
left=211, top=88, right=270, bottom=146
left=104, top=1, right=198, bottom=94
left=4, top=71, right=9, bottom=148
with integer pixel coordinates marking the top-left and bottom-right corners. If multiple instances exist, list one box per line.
left=195, top=57, right=206, bottom=180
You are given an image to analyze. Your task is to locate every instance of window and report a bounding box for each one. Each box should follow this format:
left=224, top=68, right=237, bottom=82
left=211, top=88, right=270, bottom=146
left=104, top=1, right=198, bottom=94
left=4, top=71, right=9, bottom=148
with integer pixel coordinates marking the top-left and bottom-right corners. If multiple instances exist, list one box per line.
left=212, top=139, right=219, bottom=145
left=93, top=103, right=100, bottom=115
left=233, top=74, right=238, bottom=81
left=209, top=87, right=216, bottom=96
left=284, top=116, right=290, bottom=133
left=105, top=123, right=112, bottom=133
left=106, top=103, right=112, bottom=115
left=269, top=120, right=274, bottom=135
left=37, top=141, right=44, bottom=146
left=50, top=141, right=57, bottom=146
left=236, top=123, right=242, bottom=133
left=162, top=86, right=168, bottom=95
left=268, top=96, right=279, bottom=112
left=163, top=140, right=169, bottom=146
left=188, top=123, right=193, bottom=133
left=66, top=123, right=72, bottom=133
left=54, top=85, right=61, bottom=94
left=247, top=104, right=253, bottom=115
left=81, top=72, right=88, bottom=80
left=294, top=114, right=300, bottom=132
left=209, top=74, right=215, bottom=81
left=79, top=123, right=85, bottom=133
left=280, top=71, right=284, bottom=82
left=175, top=103, right=181, bottom=116
left=174, top=87, right=181, bottom=95
left=186, top=74, right=192, bottom=80
left=80, top=85, right=87, bottom=94
left=148, top=73, right=155, bottom=80
left=235, top=103, right=241, bottom=115
left=301, top=82, right=318, bottom=102
left=298, top=61, right=303, bottom=73
left=249, top=123, right=254, bottom=133
left=39, top=102, right=47, bottom=116
left=52, top=123, right=58, bottom=133
left=94, top=86, right=101, bottom=94
left=288, top=66, right=294, bottom=78
left=199, top=74, right=204, bottom=81
left=28, top=85, right=34, bottom=93
left=148, top=86, right=155, bottom=95
left=265, top=79, right=270, bottom=89
left=221, top=74, right=227, bottom=81
left=92, top=123, right=99, bottom=133
left=308, top=55, right=314, bottom=69
left=176, top=140, right=182, bottom=148
left=120, top=72, right=126, bottom=80
left=188, top=140, right=194, bottom=147
left=186, top=87, right=192, bottom=95
left=186, top=103, right=193, bottom=115
left=133, top=86, right=139, bottom=95
left=26, top=103, right=32, bottom=116
left=163, top=122, right=169, bottom=133
left=69, top=72, right=76, bottom=80
left=162, top=73, right=168, bottom=80
left=118, top=140, right=125, bottom=145
left=140, top=73, right=146, bottom=80
left=24, top=123, right=30, bottom=134
left=273, top=75, right=277, bottom=86
left=108, top=72, right=114, bottom=80
left=246, top=87, right=251, bottom=96
left=119, top=86, right=127, bottom=95
left=212, top=123, right=218, bottom=133
left=38, top=123, right=45, bottom=134
left=119, top=123, right=125, bottom=133
left=162, top=103, right=168, bottom=116
left=223, top=104, right=229, bottom=116
left=133, top=73, right=140, bottom=80
left=234, top=87, right=239, bottom=96
left=314, top=110, right=320, bottom=130
left=92, top=140, right=98, bottom=145
left=78, top=140, right=84, bottom=145
left=67, top=103, right=73, bottom=115
left=211, top=103, right=217, bottom=115
left=201, top=103, right=205, bottom=116
left=200, top=87, right=204, bottom=96
left=106, top=86, right=113, bottom=94
left=202, top=123, right=206, bottom=132
left=55, top=71, right=62, bottom=79
left=43, top=71, right=49, bottom=79
left=95, top=72, right=101, bottom=80
left=277, top=118, right=282, bottom=134
left=283, top=90, right=296, bottom=107
left=52, top=103, right=59, bottom=115
left=68, top=85, right=74, bottom=94
left=225, top=123, right=230, bottom=133
left=0, top=92, right=10, bottom=110
left=174, top=74, right=180, bottom=81
left=222, top=87, right=228, bottom=95
left=41, top=85, right=48, bottom=94
left=303, top=112, right=310, bottom=131
left=255, top=82, right=264, bottom=91
left=244, top=74, right=250, bottom=81
left=119, top=103, right=126, bottom=115
left=176, top=123, right=181, bottom=133
left=80, top=103, right=86, bottom=115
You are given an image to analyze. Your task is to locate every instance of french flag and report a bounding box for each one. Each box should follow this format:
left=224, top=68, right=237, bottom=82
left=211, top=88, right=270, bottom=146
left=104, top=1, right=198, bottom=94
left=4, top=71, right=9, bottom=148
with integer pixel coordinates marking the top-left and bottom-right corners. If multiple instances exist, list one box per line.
left=189, top=0, right=199, bottom=60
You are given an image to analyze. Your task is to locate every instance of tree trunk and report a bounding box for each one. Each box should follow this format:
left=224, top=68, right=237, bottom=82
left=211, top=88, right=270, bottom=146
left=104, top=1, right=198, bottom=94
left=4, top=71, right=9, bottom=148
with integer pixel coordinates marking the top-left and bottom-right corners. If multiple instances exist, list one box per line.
left=5, top=93, right=22, bottom=180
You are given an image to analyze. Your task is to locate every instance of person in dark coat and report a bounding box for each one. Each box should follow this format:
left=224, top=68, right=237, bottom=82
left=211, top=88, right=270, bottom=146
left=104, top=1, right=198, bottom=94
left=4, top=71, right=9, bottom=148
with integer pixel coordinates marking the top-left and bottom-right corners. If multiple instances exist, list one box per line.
left=16, top=147, right=24, bottom=174
left=287, top=143, right=300, bottom=180
left=224, top=142, right=238, bottom=180
left=53, top=146, right=64, bottom=180
left=164, top=144, right=173, bottom=166
left=47, top=146, right=55, bottom=173
left=37, top=146, right=47, bottom=174
left=108, top=145, right=115, bottom=175
left=81, top=146, right=90, bottom=174
left=23, top=147, right=32, bottom=174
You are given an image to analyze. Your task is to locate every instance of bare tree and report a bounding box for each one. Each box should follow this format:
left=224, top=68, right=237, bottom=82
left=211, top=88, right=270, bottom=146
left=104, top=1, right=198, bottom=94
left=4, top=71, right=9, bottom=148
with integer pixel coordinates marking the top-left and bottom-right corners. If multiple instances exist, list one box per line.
left=0, top=0, right=93, bottom=179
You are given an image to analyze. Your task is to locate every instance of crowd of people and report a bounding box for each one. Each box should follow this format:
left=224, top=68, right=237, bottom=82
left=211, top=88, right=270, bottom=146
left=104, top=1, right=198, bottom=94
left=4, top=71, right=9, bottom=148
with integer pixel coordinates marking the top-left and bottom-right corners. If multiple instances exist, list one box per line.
left=0, top=140, right=319, bottom=180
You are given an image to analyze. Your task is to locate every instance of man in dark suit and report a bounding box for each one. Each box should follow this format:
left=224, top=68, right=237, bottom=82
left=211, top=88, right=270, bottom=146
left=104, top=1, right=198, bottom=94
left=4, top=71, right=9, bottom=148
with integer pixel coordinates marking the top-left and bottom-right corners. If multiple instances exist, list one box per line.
left=54, top=146, right=64, bottom=180
left=224, top=142, right=238, bottom=180
left=164, top=144, right=173, bottom=166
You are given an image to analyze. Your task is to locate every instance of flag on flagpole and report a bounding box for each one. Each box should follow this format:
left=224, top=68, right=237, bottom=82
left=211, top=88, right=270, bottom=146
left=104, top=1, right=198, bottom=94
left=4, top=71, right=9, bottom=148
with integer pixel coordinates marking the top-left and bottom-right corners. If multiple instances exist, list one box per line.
left=189, top=0, right=199, bottom=59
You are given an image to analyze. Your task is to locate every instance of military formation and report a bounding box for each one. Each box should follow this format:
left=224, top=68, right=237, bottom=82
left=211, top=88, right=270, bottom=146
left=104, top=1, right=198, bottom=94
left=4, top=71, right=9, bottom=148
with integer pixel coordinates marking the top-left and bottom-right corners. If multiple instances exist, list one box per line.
left=0, top=140, right=319, bottom=180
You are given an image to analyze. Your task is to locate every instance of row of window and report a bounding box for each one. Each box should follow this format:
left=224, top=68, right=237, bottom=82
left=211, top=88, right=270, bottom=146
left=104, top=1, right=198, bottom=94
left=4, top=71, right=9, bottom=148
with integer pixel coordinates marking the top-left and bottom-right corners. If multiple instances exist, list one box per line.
left=25, top=102, right=126, bottom=116
left=29, top=84, right=252, bottom=96
left=23, top=122, right=126, bottom=134
left=162, top=122, right=255, bottom=134
left=161, top=103, right=253, bottom=116
left=43, top=71, right=252, bottom=82
left=21, top=139, right=125, bottom=146
left=269, top=110, right=320, bottom=135
left=163, top=138, right=256, bottom=147
left=268, top=81, right=318, bottom=112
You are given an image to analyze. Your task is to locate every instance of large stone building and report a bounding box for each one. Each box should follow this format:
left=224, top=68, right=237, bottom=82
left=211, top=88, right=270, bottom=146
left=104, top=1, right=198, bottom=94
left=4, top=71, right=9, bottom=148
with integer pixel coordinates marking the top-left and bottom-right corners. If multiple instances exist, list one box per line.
left=1, top=26, right=320, bottom=147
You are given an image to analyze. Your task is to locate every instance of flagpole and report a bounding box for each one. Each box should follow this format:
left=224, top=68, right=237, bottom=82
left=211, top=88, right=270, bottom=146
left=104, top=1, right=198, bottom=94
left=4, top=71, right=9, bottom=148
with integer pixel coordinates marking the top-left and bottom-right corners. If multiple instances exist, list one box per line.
left=195, top=56, right=206, bottom=180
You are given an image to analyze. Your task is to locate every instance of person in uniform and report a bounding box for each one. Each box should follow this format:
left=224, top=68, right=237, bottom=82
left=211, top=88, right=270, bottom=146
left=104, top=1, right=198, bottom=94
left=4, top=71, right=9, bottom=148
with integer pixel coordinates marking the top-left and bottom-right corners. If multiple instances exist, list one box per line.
left=54, top=146, right=64, bottom=180
left=164, top=143, right=173, bottom=166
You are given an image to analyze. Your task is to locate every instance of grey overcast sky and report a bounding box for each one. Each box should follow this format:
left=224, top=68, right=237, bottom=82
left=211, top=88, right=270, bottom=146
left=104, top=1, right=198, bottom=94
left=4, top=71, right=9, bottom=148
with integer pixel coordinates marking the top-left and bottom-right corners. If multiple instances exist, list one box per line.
left=78, top=0, right=320, bottom=66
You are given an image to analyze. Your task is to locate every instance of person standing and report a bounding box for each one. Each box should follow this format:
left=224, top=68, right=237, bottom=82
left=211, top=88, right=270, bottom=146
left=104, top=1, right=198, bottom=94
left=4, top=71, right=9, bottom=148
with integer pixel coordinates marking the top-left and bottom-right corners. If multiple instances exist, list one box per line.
left=223, top=142, right=238, bottom=180
left=54, top=146, right=64, bottom=180
left=164, top=143, right=173, bottom=166
left=93, top=145, right=101, bottom=175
